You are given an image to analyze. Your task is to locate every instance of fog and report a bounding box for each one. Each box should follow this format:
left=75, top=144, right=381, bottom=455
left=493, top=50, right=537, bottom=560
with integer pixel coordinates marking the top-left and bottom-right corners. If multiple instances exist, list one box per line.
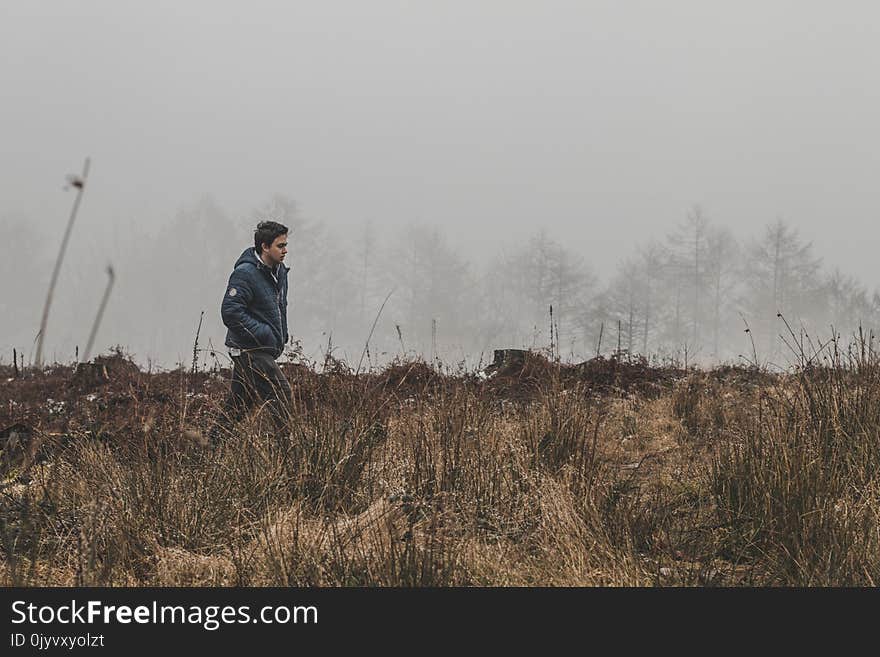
left=3, top=2, right=880, bottom=369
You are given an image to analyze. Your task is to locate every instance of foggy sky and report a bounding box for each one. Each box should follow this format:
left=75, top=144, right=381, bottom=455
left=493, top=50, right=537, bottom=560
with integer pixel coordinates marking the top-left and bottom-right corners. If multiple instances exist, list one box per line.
left=3, top=2, right=880, bottom=366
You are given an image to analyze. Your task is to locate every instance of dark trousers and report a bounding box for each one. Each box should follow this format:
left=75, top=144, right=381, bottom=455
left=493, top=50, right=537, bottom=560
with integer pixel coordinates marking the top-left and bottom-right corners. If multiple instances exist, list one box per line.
left=215, top=350, right=292, bottom=437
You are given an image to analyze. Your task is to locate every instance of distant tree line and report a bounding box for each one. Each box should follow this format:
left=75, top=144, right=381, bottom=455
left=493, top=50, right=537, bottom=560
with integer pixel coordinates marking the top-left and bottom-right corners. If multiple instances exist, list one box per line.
left=3, top=197, right=878, bottom=369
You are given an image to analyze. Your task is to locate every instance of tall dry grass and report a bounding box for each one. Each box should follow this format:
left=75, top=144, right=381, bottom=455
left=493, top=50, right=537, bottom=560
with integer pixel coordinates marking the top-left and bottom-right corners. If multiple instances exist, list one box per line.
left=2, top=346, right=879, bottom=586
left=711, top=335, right=880, bottom=585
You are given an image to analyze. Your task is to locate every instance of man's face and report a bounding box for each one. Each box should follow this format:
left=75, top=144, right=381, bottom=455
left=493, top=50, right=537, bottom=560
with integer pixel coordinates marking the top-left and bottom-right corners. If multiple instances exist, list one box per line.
left=261, top=234, right=288, bottom=267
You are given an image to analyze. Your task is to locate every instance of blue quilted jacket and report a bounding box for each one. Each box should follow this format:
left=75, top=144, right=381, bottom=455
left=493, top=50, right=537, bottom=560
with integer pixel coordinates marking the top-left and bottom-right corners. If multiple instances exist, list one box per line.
left=221, top=248, right=289, bottom=358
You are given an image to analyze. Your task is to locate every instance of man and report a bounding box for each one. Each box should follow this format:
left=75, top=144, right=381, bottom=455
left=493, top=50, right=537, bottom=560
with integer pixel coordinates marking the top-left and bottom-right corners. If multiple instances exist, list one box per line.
left=213, top=220, right=292, bottom=441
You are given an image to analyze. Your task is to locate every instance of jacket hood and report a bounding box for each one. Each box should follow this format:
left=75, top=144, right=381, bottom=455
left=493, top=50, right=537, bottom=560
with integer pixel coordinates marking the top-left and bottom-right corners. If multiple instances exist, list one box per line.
left=234, top=248, right=260, bottom=270
left=234, top=247, right=289, bottom=273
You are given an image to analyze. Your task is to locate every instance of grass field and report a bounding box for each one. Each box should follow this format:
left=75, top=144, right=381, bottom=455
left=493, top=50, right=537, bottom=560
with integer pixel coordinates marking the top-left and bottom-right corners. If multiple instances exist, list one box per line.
left=2, top=347, right=879, bottom=586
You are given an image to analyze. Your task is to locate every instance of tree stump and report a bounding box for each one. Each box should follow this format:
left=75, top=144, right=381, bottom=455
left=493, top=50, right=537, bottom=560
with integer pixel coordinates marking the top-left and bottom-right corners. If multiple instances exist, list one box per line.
left=72, top=361, right=110, bottom=386
left=484, top=349, right=529, bottom=376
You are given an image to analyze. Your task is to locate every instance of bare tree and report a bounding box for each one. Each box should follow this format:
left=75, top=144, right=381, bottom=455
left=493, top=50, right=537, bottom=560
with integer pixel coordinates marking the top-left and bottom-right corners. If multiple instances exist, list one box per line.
left=386, top=223, right=475, bottom=357
left=741, top=219, right=822, bottom=356
left=487, top=230, right=597, bottom=358
left=822, top=268, right=880, bottom=338
left=667, top=205, right=711, bottom=351
left=704, top=226, right=740, bottom=359
left=637, top=241, right=666, bottom=356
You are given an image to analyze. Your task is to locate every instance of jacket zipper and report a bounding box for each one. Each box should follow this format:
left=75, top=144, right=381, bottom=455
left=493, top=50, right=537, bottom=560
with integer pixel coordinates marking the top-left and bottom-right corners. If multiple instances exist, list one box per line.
left=261, top=262, right=284, bottom=348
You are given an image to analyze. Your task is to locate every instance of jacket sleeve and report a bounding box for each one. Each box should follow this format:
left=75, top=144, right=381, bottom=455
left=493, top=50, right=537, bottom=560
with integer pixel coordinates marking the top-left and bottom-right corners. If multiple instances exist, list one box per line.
left=221, top=267, right=273, bottom=346
left=282, top=267, right=290, bottom=344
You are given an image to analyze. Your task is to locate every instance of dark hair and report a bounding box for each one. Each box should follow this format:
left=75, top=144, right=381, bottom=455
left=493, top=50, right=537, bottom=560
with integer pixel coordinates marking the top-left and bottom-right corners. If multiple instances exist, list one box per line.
left=254, top=221, right=289, bottom=252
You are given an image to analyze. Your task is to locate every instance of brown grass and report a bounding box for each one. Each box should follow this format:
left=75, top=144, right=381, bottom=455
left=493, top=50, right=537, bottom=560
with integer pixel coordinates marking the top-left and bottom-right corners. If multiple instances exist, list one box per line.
left=1, top=348, right=878, bottom=586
